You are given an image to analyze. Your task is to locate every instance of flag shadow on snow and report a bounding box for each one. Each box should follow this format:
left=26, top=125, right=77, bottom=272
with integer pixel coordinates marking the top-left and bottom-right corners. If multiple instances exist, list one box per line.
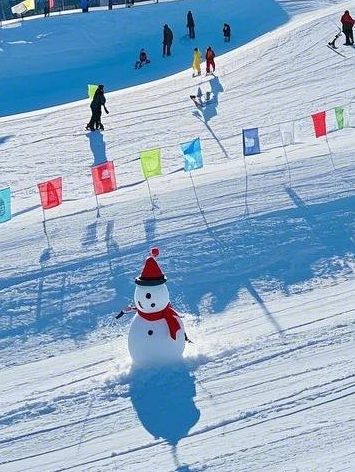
left=161, top=192, right=355, bottom=322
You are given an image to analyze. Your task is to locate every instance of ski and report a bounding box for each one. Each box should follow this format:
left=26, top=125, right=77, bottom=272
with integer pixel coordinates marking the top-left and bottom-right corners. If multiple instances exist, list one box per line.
left=326, top=44, right=346, bottom=58
left=190, top=95, right=203, bottom=108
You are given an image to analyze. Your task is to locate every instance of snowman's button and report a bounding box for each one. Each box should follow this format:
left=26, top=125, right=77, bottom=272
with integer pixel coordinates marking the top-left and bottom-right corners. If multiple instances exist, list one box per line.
left=148, top=330, right=153, bottom=336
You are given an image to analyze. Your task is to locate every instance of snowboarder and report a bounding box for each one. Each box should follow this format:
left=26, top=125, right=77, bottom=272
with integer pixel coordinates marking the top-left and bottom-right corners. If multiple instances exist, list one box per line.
left=135, top=49, right=151, bottom=69
left=126, top=248, right=188, bottom=366
left=223, top=23, right=231, bottom=42
left=341, top=10, right=354, bottom=45
left=187, top=11, right=195, bottom=39
left=192, top=47, right=201, bottom=77
left=205, top=46, right=216, bottom=74
left=86, top=84, right=109, bottom=131
left=162, top=24, right=173, bottom=57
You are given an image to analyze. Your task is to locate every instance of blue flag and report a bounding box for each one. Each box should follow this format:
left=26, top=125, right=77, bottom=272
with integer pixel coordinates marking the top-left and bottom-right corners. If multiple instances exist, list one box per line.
left=181, top=138, right=203, bottom=172
left=243, top=128, right=260, bottom=156
left=0, top=187, right=11, bottom=223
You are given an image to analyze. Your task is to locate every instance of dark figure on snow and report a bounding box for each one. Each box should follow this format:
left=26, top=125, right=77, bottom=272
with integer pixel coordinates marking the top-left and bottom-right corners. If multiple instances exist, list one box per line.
left=44, top=0, right=50, bottom=16
left=135, top=49, right=151, bottom=69
left=163, top=24, right=173, bottom=56
left=80, top=0, right=89, bottom=12
left=86, top=84, right=109, bottom=131
left=205, top=46, right=216, bottom=74
left=187, top=11, right=195, bottom=39
left=341, top=10, right=354, bottom=45
left=223, top=23, right=231, bottom=42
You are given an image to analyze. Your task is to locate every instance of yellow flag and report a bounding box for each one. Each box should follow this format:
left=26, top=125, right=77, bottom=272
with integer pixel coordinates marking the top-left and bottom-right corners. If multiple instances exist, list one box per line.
left=88, top=84, right=98, bottom=99
left=139, top=149, right=162, bottom=179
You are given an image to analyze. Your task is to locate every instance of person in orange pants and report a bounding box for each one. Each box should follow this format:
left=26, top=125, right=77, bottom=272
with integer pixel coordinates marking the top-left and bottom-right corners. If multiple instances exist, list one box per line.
left=205, top=46, right=216, bottom=74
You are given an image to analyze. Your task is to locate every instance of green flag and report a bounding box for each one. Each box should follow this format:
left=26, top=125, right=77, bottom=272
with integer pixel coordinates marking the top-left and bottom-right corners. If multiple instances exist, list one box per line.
left=88, top=84, right=98, bottom=99
left=140, top=149, right=162, bottom=179
left=335, top=107, right=344, bottom=130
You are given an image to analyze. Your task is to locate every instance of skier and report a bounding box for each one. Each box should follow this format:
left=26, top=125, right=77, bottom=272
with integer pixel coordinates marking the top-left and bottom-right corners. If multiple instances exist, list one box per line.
left=86, top=84, right=109, bottom=131
left=162, top=24, right=173, bottom=57
left=192, top=47, right=201, bottom=77
left=187, top=11, right=195, bottom=39
left=223, top=23, right=231, bottom=42
left=205, top=46, right=216, bottom=75
left=135, top=49, right=151, bottom=69
left=341, top=10, right=354, bottom=45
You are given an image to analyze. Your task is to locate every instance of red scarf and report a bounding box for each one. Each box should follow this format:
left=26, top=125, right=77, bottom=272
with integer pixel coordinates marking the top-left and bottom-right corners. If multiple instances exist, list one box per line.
left=137, top=303, right=181, bottom=340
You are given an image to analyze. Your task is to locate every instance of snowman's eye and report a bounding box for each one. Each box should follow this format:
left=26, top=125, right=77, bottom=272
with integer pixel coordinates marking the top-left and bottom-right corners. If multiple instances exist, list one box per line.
left=146, top=293, right=151, bottom=299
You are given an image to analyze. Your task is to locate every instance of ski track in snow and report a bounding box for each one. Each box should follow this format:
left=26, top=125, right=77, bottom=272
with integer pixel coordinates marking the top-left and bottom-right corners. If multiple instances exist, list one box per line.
left=0, top=0, right=355, bottom=471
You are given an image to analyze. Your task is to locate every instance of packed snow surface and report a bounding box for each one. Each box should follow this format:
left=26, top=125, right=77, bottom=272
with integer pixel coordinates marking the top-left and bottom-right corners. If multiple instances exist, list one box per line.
left=0, top=0, right=354, bottom=471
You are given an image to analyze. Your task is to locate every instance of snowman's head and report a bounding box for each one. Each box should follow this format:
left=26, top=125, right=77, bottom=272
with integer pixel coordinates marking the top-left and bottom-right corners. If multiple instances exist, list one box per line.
left=134, top=283, right=170, bottom=313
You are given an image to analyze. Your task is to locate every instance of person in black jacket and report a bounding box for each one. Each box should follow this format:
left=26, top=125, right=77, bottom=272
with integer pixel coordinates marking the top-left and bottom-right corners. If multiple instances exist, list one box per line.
left=44, top=0, right=50, bottom=17
left=163, top=24, right=173, bottom=56
left=86, top=85, right=109, bottom=131
left=223, top=23, right=231, bottom=42
left=187, top=11, right=195, bottom=39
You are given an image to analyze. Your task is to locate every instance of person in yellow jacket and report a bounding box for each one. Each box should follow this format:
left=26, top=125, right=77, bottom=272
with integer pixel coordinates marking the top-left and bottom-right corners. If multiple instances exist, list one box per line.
left=192, top=47, right=202, bottom=77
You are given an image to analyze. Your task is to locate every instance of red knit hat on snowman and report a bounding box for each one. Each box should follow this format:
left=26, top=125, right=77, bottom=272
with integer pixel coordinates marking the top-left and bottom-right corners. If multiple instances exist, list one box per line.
left=135, top=247, right=167, bottom=286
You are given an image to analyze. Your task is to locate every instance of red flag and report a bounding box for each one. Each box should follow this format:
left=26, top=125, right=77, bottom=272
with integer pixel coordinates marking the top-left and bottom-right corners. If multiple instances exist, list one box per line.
left=311, top=111, right=326, bottom=138
left=37, top=177, right=63, bottom=210
left=91, top=161, right=117, bottom=195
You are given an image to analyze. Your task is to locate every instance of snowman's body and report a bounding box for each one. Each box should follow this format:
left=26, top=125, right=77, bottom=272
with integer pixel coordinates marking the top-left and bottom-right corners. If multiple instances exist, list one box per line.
left=128, top=282, right=186, bottom=366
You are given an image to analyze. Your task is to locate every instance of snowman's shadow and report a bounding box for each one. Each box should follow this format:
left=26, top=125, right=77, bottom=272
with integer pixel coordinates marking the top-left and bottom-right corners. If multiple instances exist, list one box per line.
left=129, top=362, right=200, bottom=449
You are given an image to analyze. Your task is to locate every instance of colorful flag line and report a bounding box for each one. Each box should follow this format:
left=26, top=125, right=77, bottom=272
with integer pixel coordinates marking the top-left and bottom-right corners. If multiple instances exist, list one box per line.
left=0, top=105, right=348, bottom=224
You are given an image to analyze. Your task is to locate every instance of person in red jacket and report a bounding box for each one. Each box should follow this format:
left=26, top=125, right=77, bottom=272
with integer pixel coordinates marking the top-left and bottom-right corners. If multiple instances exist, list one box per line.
left=341, top=10, right=354, bottom=45
left=205, top=46, right=215, bottom=74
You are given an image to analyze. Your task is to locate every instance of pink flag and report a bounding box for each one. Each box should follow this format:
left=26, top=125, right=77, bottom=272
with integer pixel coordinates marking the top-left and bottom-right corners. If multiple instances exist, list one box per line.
left=91, top=161, right=117, bottom=195
left=37, top=177, right=63, bottom=210
left=312, top=111, right=326, bottom=138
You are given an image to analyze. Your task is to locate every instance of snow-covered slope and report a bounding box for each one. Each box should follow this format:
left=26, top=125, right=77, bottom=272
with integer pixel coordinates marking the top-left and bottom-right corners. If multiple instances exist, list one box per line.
left=0, top=0, right=354, bottom=470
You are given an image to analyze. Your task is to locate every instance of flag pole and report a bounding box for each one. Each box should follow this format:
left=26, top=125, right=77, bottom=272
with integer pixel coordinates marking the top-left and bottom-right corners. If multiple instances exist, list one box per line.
left=146, top=178, right=155, bottom=212
left=279, top=124, right=292, bottom=187
left=325, top=134, right=336, bottom=171
left=42, top=219, right=51, bottom=249
left=95, top=193, right=101, bottom=218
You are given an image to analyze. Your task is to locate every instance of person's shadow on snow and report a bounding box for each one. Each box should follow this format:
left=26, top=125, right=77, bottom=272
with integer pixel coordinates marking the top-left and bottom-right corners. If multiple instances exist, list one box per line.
left=193, top=76, right=224, bottom=124
left=201, top=75, right=224, bottom=123
left=129, top=363, right=200, bottom=469
left=86, top=131, right=108, bottom=166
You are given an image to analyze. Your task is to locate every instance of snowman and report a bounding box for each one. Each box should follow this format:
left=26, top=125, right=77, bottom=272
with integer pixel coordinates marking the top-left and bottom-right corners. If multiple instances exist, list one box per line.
left=128, top=248, right=186, bottom=366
